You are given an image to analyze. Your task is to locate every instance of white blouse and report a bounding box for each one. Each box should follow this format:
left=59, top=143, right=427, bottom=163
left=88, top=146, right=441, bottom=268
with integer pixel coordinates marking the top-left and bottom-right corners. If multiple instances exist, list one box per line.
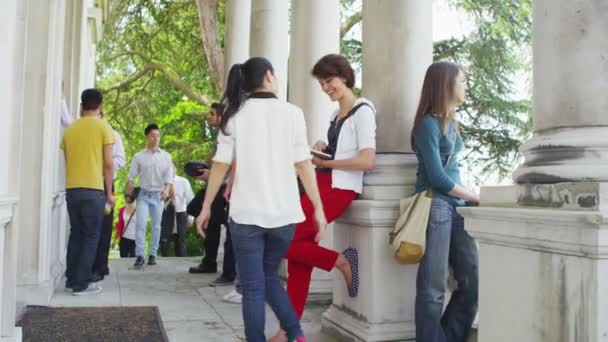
left=329, top=97, right=377, bottom=194
left=213, top=96, right=310, bottom=229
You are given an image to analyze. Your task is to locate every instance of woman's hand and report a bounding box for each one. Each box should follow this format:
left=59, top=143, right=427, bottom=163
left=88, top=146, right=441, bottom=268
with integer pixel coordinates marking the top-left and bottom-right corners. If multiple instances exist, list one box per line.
left=311, top=157, right=327, bottom=168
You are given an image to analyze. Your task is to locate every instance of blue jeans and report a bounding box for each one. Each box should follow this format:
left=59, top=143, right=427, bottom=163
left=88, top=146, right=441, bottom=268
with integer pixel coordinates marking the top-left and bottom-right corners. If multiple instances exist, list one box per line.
left=135, top=190, right=163, bottom=257
left=65, top=189, right=106, bottom=290
left=230, top=220, right=303, bottom=342
left=415, top=198, right=478, bottom=342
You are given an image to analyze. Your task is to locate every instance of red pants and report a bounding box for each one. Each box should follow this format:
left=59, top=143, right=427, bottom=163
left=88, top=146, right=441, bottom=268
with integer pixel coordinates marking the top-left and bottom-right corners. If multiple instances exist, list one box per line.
left=286, top=172, right=357, bottom=318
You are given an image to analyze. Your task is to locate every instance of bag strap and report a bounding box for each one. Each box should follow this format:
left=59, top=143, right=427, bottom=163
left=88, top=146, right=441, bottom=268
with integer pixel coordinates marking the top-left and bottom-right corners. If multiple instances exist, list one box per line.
left=444, top=122, right=457, bottom=168
left=333, top=102, right=372, bottom=127
left=123, top=208, right=136, bottom=237
left=425, top=121, right=457, bottom=196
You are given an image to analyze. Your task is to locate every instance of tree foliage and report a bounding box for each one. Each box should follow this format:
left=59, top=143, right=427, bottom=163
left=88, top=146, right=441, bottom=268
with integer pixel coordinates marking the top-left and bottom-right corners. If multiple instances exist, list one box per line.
left=99, top=0, right=532, bottom=190
left=339, top=0, right=533, bottom=182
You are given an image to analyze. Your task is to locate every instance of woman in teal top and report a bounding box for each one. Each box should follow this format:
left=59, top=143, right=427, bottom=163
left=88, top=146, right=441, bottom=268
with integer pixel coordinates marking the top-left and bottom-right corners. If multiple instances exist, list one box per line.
left=411, top=61, right=480, bottom=342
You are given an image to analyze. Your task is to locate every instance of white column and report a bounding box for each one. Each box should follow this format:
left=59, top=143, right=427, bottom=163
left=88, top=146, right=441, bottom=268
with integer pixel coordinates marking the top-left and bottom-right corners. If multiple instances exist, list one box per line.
left=460, top=1, right=608, bottom=341
left=322, top=1, right=432, bottom=341
left=512, top=0, right=608, bottom=184
left=362, top=0, right=432, bottom=154
left=0, top=0, right=25, bottom=339
left=249, top=0, right=289, bottom=99
left=288, top=0, right=340, bottom=143
left=288, top=0, right=340, bottom=302
left=224, top=0, right=251, bottom=78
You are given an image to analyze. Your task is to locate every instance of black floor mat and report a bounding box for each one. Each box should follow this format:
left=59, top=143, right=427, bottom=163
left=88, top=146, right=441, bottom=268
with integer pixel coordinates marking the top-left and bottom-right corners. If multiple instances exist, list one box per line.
left=18, top=306, right=169, bottom=342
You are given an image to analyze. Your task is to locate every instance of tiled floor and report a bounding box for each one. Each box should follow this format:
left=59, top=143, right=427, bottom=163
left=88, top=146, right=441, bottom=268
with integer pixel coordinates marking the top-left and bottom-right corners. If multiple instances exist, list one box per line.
left=50, top=258, right=337, bottom=342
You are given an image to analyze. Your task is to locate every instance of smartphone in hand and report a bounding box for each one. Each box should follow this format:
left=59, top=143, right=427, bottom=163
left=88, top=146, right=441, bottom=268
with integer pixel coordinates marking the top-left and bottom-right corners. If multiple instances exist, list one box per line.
left=310, top=149, right=332, bottom=160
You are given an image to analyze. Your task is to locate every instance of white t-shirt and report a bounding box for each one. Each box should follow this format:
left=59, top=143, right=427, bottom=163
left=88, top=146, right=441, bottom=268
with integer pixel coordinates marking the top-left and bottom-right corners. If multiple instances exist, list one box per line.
left=122, top=207, right=137, bottom=240
left=213, top=94, right=310, bottom=228
left=173, top=175, right=194, bottom=213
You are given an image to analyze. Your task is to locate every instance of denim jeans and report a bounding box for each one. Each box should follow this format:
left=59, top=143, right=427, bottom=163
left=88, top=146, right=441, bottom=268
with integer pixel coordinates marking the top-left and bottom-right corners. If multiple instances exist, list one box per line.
left=230, top=220, right=302, bottom=342
left=135, top=190, right=163, bottom=257
left=66, top=189, right=106, bottom=290
left=415, top=198, right=479, bottom=342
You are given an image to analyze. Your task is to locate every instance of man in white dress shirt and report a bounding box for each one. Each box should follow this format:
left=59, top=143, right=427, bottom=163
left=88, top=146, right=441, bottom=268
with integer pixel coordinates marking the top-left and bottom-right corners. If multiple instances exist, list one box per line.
left=126, top=123, right=174, bottom=268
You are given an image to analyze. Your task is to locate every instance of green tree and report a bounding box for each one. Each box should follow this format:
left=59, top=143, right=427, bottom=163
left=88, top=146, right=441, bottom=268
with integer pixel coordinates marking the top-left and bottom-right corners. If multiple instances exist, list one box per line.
left=99, top=0, right=533, bottom=199
left=340, top=0, right=533, bottom=182
left=97, top=0, right=225, bottom=255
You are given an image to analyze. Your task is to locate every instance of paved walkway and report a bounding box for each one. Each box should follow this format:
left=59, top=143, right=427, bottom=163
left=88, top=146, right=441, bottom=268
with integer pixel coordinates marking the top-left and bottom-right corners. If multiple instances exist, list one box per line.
left=50, top=258, right=337, bottom=342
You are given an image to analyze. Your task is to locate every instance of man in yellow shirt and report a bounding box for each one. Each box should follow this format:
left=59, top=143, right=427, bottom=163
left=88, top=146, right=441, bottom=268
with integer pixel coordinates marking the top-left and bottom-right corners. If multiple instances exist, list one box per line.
left=60, top=89, right=115, bottom=296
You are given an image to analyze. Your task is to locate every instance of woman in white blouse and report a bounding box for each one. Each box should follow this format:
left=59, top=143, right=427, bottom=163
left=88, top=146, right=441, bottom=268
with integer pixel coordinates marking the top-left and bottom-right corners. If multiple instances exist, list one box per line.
left=196, top=57, right=325, bottom=342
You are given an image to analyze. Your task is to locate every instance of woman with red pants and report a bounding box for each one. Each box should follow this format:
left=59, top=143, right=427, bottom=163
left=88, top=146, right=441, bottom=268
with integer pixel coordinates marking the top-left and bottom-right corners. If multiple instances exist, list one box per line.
left=270, top=54, right=376, bottom=342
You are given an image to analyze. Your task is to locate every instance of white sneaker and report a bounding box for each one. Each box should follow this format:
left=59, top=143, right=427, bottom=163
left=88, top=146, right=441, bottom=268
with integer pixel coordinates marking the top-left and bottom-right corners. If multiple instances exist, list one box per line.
left=222, top=289, right=242, bottom=304
left=72, top=283, right=103, bottom=296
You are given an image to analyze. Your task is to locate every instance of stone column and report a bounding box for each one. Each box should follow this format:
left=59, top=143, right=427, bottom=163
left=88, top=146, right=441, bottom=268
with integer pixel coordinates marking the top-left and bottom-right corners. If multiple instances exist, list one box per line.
left=322, top=1, right=432, bottom=341
left=224, top=0, right=251, bottom=78
left=512, top=0, right=608, bottom=183
left=288, top=0, right=340, bottom=143
left=249, top=0, right=289, bottom=99
left=0, top=0, right=25, bottom=340
left=459, top=1, right=608, bottom=341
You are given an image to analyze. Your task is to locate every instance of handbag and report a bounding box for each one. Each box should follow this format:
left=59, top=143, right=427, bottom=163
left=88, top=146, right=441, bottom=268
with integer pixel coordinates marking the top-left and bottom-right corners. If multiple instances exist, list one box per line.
left=389, top=125, right=456, bottom=264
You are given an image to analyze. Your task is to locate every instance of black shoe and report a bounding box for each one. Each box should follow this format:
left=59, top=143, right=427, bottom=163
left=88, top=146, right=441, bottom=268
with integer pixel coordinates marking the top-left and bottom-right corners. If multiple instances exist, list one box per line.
left=209, top=275, right=234, bottom=287
left=134, top=256, right=145, bottom=268
left=188, top=264, right=217, bottom=274
left=90, top=273, right=104, bottom=283
left=147, top=255, right=157, bottom=265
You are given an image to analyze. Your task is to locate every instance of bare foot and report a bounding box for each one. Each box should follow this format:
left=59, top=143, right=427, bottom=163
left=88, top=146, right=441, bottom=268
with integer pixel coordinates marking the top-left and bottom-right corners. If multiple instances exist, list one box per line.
left=267, top=329, right=287, bottom=342
left=335, top=254, right=353, bottom=293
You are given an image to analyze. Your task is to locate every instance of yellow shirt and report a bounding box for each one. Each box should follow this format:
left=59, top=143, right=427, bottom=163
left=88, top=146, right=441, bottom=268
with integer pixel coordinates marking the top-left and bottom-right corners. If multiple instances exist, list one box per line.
left=60, top=116, right=115, bottom=190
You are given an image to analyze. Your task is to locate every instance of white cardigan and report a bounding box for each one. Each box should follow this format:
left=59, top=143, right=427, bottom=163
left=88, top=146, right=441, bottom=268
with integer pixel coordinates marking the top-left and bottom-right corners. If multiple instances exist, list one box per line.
left=327, top=98, right=376, bottom=194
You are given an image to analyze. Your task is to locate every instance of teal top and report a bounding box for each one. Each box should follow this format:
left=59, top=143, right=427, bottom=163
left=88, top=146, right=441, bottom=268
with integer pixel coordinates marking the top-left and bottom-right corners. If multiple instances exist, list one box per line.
left=414, top=115, right=465, bottom=207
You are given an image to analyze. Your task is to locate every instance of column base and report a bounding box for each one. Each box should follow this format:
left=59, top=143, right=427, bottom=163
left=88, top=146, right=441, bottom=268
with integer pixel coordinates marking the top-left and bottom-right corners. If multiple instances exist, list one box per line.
left=513, top=126, right=608, bottom=184
left=459, top=183, right=608, bottom=342
left=321, top=153, right=419, bottom=342
left=322, top=305, right=415, bottom=342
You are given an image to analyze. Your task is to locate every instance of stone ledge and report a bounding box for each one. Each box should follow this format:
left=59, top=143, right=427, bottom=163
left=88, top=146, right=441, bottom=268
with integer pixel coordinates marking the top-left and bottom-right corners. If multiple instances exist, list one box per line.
left=336, top=200, right=400, bottom=227
left=480, top=182, right=608, bottom=212
left=458, top=206, right=608, bottom=258
left=0, top=196, right=18, bottom=227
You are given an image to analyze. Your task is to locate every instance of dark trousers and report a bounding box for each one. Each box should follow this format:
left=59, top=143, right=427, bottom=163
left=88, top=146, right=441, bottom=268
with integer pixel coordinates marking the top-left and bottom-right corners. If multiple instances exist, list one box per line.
left=66, top=188, right=105, bottom=290
left=160, top=206, right=189, bottom=257
left=160, top=203, right=176, bottom=256
left=174, top=212, right=188, bottom=256
left=200, top=195, right=235, bottom=280
left=119, top=238, right=136, bottom=258
left=93, top=183, right=114, bottom=276
left=222, top=222, right=236, bottom=279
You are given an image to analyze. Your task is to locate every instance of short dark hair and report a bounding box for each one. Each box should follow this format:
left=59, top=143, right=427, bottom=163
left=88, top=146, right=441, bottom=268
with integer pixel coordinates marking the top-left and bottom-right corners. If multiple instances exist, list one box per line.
left=311, top=54, right=355, bottom=89
left=81, top=88, right=103, bottom=110
left=210, top=102, right=224, bottom=115
left=144, top=123, right=160, bottom=136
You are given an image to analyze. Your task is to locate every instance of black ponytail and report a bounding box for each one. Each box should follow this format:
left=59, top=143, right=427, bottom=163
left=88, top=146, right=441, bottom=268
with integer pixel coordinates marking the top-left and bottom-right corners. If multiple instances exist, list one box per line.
left=219, top=57, right=274, bottom=134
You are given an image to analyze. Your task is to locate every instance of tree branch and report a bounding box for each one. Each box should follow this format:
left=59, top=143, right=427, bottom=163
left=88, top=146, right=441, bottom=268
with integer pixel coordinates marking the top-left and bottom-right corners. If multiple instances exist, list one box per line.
left=341, top=11, right=362, bottom=38
left=145, top=61, right=212, bottom=105
left=194, top=0, right=225, bottom=95
left=105, top=67, right=152, bottom=92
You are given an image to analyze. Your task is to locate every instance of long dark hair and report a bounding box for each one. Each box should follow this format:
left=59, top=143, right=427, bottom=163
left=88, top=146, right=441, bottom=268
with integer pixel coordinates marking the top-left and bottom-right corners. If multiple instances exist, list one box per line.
left=219, top=57, right=274, bottom=134
left=411, top=61, right=464, bottom=151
